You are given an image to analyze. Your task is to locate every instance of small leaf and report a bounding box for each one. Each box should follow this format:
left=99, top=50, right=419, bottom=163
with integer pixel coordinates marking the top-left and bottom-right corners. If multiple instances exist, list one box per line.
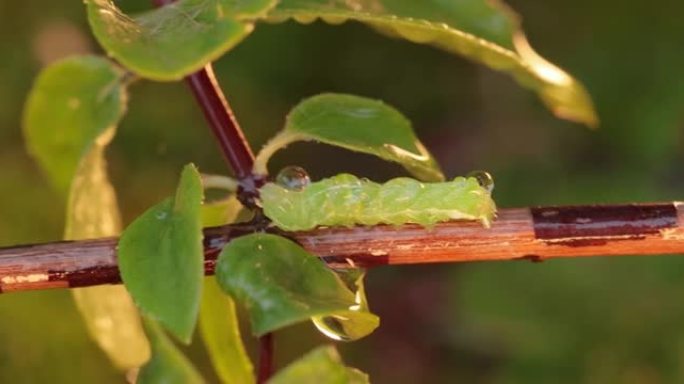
left=255, top=94, right=444, bottom=181
left=119, top=164, right=204, bottom=344
left=200, top=278, right=255, bottom=384
left=67, top=143, right=151, bottom=370
left=264, top=0, right=598, bottom=126
left=23, top=55, right=126, bottom=194
left=138, top=319, right=205, bottom=384
left=85, top=0, right=277, bottom=81
left=72, top=287, right=150, bottom=371
left=312, top=269, right=379, bottom=342
left=268, top=346, right=369, bottom=384
left=26, top=56, right=149, bottom=370
left=216, top=233, right=356, bottom=336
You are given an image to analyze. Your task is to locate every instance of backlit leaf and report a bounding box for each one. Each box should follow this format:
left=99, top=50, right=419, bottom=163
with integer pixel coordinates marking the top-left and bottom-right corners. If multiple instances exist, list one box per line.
left=268, top=346, right=369, bottom=384
left=254, top=94, right=444, bottom=181
left=24, top=55, right=149, bottom=371
left=264, top=0, right=598, bottom=126
left=200, top=278, right=255, bottom=384
left=67, top=143, right=151, bottom=371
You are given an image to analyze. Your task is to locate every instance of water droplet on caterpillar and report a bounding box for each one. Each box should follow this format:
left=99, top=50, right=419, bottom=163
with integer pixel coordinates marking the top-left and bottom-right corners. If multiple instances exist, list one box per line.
left=312, top=315, right=354, bottom=342
left=276, top=166, right=310, bottom=191
left=467, top=170, right=494, bottom=193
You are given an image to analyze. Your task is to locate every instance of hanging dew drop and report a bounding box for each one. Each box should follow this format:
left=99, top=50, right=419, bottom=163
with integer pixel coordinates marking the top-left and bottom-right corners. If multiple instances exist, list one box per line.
left=311, top=269, right=379, bottom=342
left=467, top=170, right=495, bottom=193
left=312, top=315, right=354, bottom=342
left=276, top=166, right=310, bottom=191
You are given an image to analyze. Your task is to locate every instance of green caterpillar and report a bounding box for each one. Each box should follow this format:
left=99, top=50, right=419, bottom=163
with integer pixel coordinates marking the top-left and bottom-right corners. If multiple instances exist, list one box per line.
left=259, top=173, right=496, bottom=231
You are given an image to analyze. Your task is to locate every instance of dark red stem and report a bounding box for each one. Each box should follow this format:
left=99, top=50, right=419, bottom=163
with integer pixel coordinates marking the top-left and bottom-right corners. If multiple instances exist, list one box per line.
left=257, top=333, right=275, bottom=383
left=185, top=67, right=255, bottom=179
left=152, top=0, right=264, bottom=206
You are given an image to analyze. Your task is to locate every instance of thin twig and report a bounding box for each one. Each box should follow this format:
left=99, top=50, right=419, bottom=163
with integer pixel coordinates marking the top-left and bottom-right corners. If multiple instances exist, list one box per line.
left=257, top=333, right=275, bottom=383
left=0, top=202, right=682, bottom=293
left=185, top=66, right=255, bottom=180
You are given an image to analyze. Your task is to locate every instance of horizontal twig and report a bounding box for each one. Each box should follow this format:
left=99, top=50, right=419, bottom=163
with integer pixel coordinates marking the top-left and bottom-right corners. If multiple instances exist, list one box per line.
left=0, top=202, right=682, bottom=293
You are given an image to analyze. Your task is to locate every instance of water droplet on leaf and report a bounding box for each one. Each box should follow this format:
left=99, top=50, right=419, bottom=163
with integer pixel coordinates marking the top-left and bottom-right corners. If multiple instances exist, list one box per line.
left=312, top=315, right=354, bottom=341
left=467, top=170, right=494, bottom=193
left=312, top=269, right=379, bottom=342
left=276, top=166, right=310, bottom=191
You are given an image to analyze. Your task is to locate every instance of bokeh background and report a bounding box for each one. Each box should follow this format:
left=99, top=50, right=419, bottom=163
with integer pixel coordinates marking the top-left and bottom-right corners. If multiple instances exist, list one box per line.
left=1, top=1, right=684, bottom=383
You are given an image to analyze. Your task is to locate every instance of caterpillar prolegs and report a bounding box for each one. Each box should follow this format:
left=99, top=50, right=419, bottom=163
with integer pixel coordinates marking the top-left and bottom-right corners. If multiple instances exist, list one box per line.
left=259, top=170, right=496, bottom=231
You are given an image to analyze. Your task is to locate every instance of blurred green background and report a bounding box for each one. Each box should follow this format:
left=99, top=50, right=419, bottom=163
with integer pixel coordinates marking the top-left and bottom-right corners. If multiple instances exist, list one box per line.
left=1, top=1, right=684, bottom=383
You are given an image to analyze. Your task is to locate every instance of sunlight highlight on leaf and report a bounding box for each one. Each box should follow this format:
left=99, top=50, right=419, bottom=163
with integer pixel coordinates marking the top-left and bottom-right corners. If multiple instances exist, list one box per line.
left=262, top=0, right=598, bottom=126
left=66, top=140, right=151, bottom=371
left=254, top=93, right=444, bottom=181
left=24, top=56, right=150, bottom=371
left=200, top=278, right=255, bottom=384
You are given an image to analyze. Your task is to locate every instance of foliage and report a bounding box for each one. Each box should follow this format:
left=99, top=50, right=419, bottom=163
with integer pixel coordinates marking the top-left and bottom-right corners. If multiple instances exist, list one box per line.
left=16, top=0, right=607, bottom=382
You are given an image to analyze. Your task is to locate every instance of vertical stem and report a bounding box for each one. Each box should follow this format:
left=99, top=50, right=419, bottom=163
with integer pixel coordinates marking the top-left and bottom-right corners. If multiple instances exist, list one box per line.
left=152, top=0, right=256, bottom=181
left=257, top=333, right=275, bottom=383
left=185, top=66, right=255, bottom=180
left=149, top=1, right=272, bottom=377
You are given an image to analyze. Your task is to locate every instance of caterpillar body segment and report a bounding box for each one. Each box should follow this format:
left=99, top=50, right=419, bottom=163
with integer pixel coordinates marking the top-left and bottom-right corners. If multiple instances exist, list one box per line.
left=259, top=174, right=496, bottom=232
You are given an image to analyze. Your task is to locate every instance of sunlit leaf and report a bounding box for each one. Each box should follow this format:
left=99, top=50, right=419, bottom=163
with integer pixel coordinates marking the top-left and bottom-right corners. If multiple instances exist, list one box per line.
left=254, top=94, right=444, bottom=181
left=24, top=56, right=149, bottom=370
left=85, top=0, right=277, bottom=81
left=268, top=346, right=369, bottom=384
left=216, top=233, right=356, bottom=336
left=138, top=319, right=205, bottom=384
left=200, top=278, right=255, bottom=384
left=23, top=55, right=126, bottom=194
left=263, top=0, right=598, bottom=126
left=67, top=144, right=151, bottom=371
left=118, top=164, right=204, bottom=344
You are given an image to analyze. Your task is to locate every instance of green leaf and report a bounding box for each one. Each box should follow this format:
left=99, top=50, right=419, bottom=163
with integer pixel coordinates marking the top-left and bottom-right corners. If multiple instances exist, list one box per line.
left=25, top=56, right=149, bottom=370
left=138, top=319, right=205, bottom=384
left=85, top=0, right=277, bottom=81
left=254, top=94, right=444, bottom=181
left=66, top=143, right=151, bottom=370
left=216, top=233, right=356, bottom=336
left=119, top=164, right=204, bottom=344
left=23, top=55, right=126, bottom=194
left=312, top=269, right=379, bottom=342
left=268, top=346, right=369, bottom=384
left=200, top=278, right=255, bottom=384
left=264, top=0, right=598, bottom=126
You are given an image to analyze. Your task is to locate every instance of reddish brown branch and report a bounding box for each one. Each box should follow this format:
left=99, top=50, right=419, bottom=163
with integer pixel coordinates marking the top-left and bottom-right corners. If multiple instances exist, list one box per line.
left=0, top=203, right=683, bottom=293
left=257, top=333, right=275, bottom=383
left=185, top=67, right=255, bottom=180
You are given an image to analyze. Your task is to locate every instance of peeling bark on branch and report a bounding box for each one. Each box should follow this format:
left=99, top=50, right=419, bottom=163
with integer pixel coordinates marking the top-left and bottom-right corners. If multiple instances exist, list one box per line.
left=0, top=203, right=683, bottom=293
